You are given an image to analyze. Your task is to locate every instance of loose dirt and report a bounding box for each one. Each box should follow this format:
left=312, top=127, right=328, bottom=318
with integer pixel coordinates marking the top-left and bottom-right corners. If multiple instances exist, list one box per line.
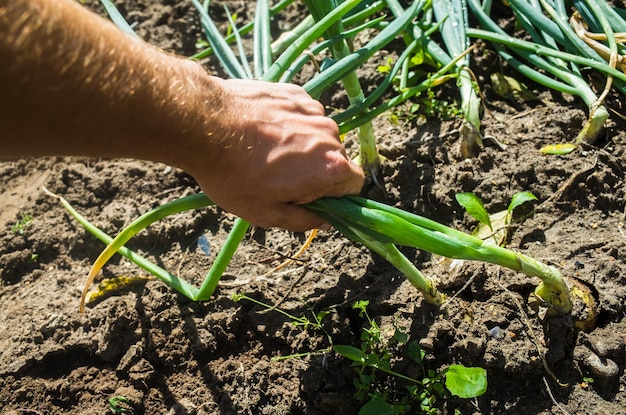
left=1, top=1, right=625, bottom=414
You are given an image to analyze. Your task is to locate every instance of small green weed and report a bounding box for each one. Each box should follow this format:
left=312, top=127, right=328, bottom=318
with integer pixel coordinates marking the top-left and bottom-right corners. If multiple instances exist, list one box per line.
left=455, top=191, right=537, bottom=246
left=108, top=396, right=134, bottom=414
left=409, top=88, right=462, bottom=121
left=11, top=213, right=33, bottom=235
left=385, top=88, right=461, bottom=126
left=231, top=292, right=332, bottom=359
left=232, top=292, right=329, bottom=333
left=334, top=300, right=487, bottom=414
left=231, top=295, right=486, bottom=413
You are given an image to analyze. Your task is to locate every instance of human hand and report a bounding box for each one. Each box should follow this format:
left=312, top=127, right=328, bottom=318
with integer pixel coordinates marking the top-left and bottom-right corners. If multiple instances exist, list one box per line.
left=184, top=78, right=365, bottom=232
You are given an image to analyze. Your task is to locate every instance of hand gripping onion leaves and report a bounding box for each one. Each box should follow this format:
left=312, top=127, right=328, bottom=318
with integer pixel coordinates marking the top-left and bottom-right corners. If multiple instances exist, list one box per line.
left=50, top=187, right=588, bottom=322
left=48, top=0, right=600, bottom=332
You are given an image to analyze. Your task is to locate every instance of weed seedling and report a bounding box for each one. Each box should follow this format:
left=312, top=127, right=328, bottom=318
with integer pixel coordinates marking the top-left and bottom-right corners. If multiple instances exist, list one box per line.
left=232, top=292, right=329, bottom=333
left=455, top=191, right=538, bottom=246
left=232, top=292, right=333, bottom=359
left=334, top=301, right=487, bottom=414
left=108, top=396, right=134, bottom=414
left=11, top=212, right=33, bottom=235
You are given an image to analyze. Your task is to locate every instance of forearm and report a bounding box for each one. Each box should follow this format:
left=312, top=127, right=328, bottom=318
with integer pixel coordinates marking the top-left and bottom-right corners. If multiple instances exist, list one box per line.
left=0, top=0, right=220, bottom=167
left=1, top=0, right=364, bottom=231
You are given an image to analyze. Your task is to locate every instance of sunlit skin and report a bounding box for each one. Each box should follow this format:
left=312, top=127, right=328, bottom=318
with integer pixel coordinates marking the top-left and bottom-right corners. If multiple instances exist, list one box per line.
left=0, top=0, right=364, bottom=231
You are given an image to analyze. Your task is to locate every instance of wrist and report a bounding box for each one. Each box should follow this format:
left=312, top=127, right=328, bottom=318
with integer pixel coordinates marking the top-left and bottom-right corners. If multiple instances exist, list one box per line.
left=140, top=56, right=226, bottom=175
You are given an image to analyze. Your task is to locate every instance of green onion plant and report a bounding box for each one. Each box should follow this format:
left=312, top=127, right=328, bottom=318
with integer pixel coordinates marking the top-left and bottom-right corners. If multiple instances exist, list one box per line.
left=383, top=0, right=483, bottom=158
left=190, top=0, right=298, bottom=61
left=301, top=0, right=405, bottom=178
left=467, top=0, right=626, bottom=144
left=431, top=0, right=483, bottom=156
left=306, top=196, right=573, bottom=314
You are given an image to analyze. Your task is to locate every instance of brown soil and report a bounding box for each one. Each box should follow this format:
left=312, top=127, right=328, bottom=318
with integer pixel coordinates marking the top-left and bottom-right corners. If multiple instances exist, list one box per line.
left=1, top=1, right=625, bottom=414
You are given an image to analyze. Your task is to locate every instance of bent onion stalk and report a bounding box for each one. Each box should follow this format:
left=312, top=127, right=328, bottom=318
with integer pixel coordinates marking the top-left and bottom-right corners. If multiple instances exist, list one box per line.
left=54, top=189, right=572, bottom=315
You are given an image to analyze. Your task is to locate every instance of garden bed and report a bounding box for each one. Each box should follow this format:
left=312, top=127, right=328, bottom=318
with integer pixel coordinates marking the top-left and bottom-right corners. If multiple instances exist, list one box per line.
left=1, top=1, right=625, bottom=414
